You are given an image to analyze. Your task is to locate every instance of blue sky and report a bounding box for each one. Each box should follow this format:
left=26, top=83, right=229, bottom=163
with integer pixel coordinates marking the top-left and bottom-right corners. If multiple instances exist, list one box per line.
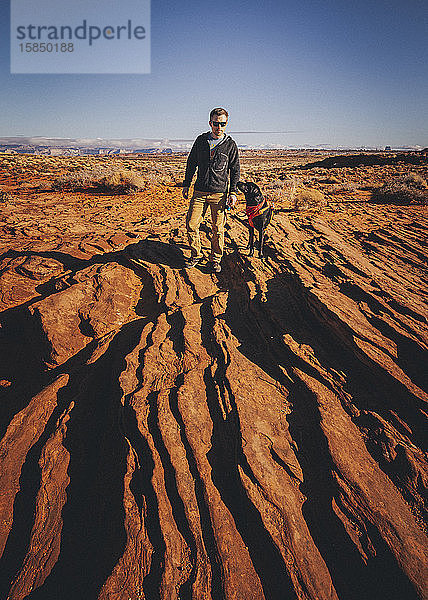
left=1, top=0, right=427, bottom=148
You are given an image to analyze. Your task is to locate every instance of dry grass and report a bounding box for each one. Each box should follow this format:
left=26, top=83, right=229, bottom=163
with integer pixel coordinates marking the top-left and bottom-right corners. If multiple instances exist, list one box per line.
left=264, top=177, right=301, bottom=206
left=99, top=170, right=146, bottom=194
left=294, top=188, right=325, bottom=210
left=52, top=166, right=109, bottom=191
left=52, top=167, right=146, bottom=194
left=371, top=172, right=427, bottom=205
left=263, top=177, right=331, bottom=210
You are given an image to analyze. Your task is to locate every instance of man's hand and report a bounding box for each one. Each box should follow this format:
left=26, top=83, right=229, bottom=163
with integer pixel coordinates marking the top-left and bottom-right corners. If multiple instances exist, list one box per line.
left=182, top=187, right=189, bottom=200
left=227, top=193, right=237, bottom=209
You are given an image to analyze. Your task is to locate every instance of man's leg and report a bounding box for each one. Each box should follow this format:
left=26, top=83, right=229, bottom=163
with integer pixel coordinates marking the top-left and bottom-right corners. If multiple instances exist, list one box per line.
left=209, top=193, right=226, bottom=264
left=186, top=191, right=206, bottom=259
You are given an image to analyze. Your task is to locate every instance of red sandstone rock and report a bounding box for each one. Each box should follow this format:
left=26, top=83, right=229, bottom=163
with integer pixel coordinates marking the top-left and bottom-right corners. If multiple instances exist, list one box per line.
left=0, top=154, right=427, bottom=599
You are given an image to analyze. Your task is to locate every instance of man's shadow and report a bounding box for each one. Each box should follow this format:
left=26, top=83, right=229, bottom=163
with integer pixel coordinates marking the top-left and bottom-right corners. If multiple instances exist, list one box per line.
left=125, top=238, right=186, bottom=269
left=126, top=228, right=225, bottom=274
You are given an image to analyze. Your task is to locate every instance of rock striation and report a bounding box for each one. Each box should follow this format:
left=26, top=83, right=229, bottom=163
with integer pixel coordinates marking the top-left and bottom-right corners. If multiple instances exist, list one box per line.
left=0, top=199, right=427, bottom=600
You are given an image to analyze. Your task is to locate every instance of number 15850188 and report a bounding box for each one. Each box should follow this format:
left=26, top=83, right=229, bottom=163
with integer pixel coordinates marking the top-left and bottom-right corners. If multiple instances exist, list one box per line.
left=19, top=42, right=74, bottom=52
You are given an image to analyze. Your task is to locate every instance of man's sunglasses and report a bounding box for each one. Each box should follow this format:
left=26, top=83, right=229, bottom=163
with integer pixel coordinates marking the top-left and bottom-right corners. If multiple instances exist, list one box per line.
left=211, top=121, right=227, bottom=127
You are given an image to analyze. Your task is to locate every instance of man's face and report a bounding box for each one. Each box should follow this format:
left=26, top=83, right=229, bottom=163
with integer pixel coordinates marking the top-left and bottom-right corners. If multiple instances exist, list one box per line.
left=210, top=115, right=228, bottom=138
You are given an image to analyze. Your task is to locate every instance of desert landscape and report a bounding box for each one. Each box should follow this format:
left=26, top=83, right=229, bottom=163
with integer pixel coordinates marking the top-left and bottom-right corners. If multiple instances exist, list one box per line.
left=0, top=150, right=427, bottom=600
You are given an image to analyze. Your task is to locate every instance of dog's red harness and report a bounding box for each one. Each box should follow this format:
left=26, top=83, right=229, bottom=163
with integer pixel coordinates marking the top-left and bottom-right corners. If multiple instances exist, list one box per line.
left=245, top=200, right=273, bottom=228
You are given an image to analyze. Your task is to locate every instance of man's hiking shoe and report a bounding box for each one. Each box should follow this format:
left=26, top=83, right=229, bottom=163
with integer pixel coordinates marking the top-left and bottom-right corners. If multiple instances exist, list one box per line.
left=212, top=261, right=221, bottom=273
left=184, top=256, right=201, bottom=268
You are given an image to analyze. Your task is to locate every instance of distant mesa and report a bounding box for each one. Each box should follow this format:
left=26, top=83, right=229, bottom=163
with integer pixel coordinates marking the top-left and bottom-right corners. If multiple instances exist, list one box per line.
left=0, top=137, right=426, bottom=156
left=0, top=136, right=188, bottom=156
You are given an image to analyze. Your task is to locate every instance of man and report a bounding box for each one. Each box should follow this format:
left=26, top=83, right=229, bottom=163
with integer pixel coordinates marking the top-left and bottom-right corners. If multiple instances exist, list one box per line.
left=182, top=107, right=240, bottom=273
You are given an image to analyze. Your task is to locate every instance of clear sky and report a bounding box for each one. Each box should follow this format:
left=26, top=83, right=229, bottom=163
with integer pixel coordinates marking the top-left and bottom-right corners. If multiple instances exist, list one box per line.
left=1, top=0, right=427, bottom=148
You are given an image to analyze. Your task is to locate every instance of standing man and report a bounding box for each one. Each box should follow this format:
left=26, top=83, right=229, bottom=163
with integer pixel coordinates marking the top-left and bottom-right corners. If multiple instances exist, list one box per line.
left=182, top=107, right=240, bottom=273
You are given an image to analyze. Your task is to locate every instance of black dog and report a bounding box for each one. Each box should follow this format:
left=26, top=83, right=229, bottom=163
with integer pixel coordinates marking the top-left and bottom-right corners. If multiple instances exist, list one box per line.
left=237, top=181, right=273, bottom=258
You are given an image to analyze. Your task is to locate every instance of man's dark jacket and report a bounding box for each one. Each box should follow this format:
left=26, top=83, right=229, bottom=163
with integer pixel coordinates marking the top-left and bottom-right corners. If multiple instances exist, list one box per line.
left=183, top=132, right=240, bottom=194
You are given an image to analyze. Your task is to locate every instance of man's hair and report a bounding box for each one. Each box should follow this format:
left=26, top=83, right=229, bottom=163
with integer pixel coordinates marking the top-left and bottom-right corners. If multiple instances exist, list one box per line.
left=210, top=107, right=228, bottom=121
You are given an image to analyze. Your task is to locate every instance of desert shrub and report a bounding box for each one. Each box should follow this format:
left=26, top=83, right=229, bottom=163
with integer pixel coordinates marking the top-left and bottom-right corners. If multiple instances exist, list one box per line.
left=401, top=172, right=427, bottom=188
left=98, top=170, right=146, bottom=194
left=294, top=188, right=325, bottom=210
left=371, top=172, right=427, bottom=205
left=265, top=177, right=300, bottom=205
left=52, top=171, right=92, bottom=190
left=51, top=165, right=107, bottom=191
left=52, top=167, right=146, bottom=193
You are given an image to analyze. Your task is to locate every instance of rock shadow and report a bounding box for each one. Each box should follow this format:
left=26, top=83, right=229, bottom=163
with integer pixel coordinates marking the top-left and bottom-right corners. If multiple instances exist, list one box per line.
left=200, top=300, right=297, bottom=600
left=217, top=256, right=423, bottom=600
left=14, top=320, right=147, bottom=600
